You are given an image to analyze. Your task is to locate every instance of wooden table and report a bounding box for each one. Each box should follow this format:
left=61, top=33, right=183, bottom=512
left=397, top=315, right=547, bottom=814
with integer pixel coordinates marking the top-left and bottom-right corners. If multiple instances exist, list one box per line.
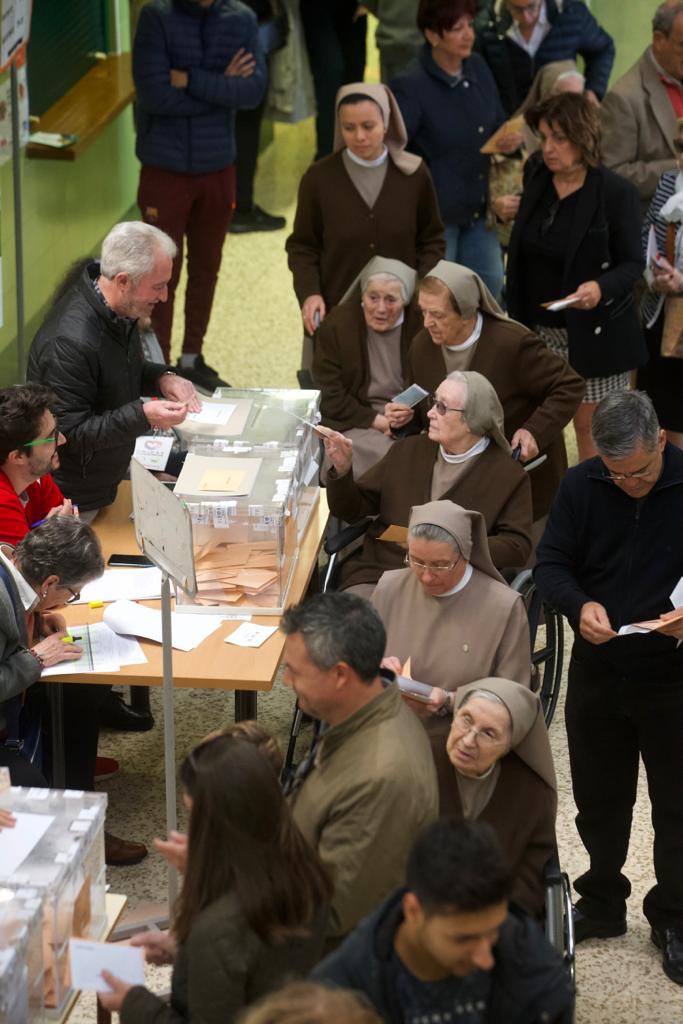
left=46, top=481, right=329, bottom=783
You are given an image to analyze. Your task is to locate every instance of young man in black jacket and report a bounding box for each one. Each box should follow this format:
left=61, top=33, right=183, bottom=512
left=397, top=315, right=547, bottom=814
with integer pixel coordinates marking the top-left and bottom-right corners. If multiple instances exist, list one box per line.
left=313, top=818, right=573, bottom=1024
left=535, top=389, right=683, bottom=985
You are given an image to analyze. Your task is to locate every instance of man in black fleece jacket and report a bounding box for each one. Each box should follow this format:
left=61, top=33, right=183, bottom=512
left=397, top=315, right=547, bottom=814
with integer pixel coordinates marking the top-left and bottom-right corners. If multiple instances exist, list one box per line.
left=535, top=390, right=683, bottom=985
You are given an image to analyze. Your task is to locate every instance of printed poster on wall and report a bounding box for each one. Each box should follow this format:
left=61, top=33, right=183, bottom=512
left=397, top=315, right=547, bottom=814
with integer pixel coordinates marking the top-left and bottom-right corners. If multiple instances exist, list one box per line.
left=0, top=45, right=28, bottom=166
left=0, top=0, right=31, bottom=72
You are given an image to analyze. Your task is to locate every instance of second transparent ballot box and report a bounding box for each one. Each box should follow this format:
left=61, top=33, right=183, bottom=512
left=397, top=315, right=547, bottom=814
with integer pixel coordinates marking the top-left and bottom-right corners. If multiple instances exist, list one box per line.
left=0, top=888, right=44, bottom=1024
left=0, top=788, right=107, bottom=1016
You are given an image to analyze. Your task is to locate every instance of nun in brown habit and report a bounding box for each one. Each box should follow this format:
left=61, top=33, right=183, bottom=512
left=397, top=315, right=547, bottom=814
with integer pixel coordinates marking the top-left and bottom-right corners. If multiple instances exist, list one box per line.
left=400, top=259, right=583, bottom=522
left=314, top=257, right=422, bottom=479
left=442, top=678, right=558, bottom=918
left=372, top=499, right=531, bottom=711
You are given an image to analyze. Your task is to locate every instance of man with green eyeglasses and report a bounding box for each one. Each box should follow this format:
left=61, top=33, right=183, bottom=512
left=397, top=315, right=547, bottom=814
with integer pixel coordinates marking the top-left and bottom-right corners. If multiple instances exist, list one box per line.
left=0, top=384, right=74, bottom=547
left=535, top=389, right=683, bottom=985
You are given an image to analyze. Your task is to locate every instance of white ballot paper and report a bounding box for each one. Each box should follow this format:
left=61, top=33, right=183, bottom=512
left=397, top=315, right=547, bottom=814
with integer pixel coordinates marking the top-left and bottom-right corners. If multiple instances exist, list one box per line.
left=41, top=623, right=121, bottom=677
left=542, top=295, right=581, bottom=312
left=225, top=622, right=278, bottom=648
left=187, top=403, right=236, bottom=426
left=76, top=568, right=162, bottom=604
left=0, top=812, right=54, bottom=874
left=104, top=600, right=225, bottom=652
left=69, top=939, right=145, bottom=992
left=618, top=576, right=683, bottom=635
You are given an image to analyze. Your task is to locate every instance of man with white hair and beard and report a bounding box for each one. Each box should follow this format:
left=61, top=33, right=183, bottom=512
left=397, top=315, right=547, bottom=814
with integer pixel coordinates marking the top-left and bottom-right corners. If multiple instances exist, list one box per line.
left=27, top=221, right=200, bottom=520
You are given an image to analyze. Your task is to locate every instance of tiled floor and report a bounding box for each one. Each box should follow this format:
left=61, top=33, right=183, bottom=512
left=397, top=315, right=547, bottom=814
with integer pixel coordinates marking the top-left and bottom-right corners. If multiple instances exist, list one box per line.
left=71, top=116, right=683, bottom=1023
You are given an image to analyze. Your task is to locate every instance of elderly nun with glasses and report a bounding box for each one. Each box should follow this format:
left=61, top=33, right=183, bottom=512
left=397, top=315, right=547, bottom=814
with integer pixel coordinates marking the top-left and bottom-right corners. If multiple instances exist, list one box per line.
left=373, top=501, right=530, bottom=719
left=323, top=370, right=533, bottom=597
left=313, top=257, right=423, bottom=479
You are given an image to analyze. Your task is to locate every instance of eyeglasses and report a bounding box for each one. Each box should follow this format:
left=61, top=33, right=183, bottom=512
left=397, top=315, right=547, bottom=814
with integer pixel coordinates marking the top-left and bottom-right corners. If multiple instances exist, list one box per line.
left=24, top=422, right=59, bottom=448
left=540, top=199, right=560, bottom=237
left=405, top=553, right=461, bottom=574
left=508, top=0, right=540, bottom=13
left=452, top=710, right=505, bottom=749
left=429, top=395, right=466, bottom=416
left=603, top=467, right=657, bottom=483
left=63, top=587, right=81, bottom=604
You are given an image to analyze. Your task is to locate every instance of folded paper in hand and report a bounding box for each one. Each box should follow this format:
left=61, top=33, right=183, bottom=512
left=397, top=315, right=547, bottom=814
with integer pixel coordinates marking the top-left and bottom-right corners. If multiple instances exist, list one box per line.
left=69, top=939, right=145, bottom=992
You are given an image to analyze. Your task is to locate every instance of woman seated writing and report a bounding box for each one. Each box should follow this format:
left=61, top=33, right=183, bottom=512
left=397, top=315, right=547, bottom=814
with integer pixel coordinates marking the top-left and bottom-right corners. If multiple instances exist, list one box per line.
left=0, top=517, right=104, bottom=788
left=441, top=678, right=557, bottom=918
left=323, top=370, right=532, bottom=596
left=313, top=256, right=422, bottom=478
left=99, top=731, right=331, bottom=1024
left=374, top=499, right=531, bottom=714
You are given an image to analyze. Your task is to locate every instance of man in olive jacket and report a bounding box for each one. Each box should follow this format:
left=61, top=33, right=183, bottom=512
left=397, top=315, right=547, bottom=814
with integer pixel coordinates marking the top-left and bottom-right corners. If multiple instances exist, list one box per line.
left=282, top=592, right=439, bottom=946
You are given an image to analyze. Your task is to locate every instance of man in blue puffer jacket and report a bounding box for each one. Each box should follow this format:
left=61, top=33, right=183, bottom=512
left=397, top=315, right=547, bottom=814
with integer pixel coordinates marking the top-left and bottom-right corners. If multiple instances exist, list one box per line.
left=133, top=0, right=267, bottom=389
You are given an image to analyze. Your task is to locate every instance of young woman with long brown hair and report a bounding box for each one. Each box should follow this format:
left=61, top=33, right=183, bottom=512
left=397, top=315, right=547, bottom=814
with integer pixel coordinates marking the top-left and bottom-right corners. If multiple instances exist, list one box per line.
left=99, top=732, right=331, bottom=1023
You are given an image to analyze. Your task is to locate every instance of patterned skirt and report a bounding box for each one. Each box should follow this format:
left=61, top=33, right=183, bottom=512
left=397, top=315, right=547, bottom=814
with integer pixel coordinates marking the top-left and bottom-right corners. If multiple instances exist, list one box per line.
left=534, top=325, right=631, bottom=404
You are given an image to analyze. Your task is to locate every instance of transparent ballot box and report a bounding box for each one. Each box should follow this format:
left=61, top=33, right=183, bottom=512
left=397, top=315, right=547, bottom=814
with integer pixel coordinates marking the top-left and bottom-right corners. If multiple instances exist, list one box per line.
left=174, top=442, right=320, bottom=616
left=175, top=387, right=321, bottom=454
left=0, top=789, right=107, bottom=1017
left=0, top=888, right=44, bottom=1024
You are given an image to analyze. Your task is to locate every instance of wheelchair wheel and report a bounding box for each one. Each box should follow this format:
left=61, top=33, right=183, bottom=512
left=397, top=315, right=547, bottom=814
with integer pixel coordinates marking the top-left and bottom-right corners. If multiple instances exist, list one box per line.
left=511, top=571, right=564, bottom=727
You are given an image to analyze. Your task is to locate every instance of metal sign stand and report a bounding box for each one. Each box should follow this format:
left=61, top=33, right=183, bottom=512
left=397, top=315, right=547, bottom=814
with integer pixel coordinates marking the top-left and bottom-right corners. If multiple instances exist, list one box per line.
left=130, top=459, right=196, bottom=907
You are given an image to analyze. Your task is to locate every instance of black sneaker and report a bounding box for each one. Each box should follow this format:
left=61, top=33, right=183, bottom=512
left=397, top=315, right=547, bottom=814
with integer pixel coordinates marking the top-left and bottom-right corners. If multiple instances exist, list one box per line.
left=175, top=354, right=230, bottom=393
left=229, top=204, right=286, bottom=234
left=573, top=906, right=627, bottom=944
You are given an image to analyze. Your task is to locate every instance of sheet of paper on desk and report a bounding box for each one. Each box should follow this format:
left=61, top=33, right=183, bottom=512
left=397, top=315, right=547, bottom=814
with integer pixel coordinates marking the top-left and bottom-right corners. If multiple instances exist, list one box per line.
left=76, top=568, right=162, bottom=604
left=225, top=622, right=278, bottom=647
left=69, top=938, right=145, bottom=991
left=104, top=600, right=225, bottom=652
left=41, top=623, right=121, bottom=676
left=0, top=812, right=54, bottom=874
left=187, top=403, right=236, bottom=426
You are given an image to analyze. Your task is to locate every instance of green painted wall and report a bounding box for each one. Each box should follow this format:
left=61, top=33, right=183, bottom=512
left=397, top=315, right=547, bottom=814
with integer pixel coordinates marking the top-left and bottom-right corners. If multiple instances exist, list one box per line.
left=590, top=0, right=653, bottom=83
left=0, top=1, right=137, bottom=387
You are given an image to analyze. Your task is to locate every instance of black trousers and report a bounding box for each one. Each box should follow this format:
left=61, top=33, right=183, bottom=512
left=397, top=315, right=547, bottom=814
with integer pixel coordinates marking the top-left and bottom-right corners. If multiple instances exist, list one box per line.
left=565, top=652, right=683, bottom=929
left=235, top=89, right=267, bottom=211
left=40, top=682, right=111, bottom=791
left=300, top=0, right=366, bottom=159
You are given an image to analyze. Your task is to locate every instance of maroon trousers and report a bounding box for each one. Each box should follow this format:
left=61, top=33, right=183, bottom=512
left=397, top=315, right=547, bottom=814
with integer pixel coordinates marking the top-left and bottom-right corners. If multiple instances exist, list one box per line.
left=138, top=164, right=235, bottom=360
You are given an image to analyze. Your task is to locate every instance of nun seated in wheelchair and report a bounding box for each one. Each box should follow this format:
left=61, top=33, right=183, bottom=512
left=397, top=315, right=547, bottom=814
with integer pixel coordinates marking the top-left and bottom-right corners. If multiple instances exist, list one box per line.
left=373, top=500, right=531, bottom=718
left=442, top=678, right=557, bottom=919
left=322, top=370, right=533, bottom=598
left=313, top=256, right=423, bottom=480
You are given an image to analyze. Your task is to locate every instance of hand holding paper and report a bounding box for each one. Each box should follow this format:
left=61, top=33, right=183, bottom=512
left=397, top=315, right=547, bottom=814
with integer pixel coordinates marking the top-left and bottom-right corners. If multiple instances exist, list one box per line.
left=69, top=938, right=144, bottom=993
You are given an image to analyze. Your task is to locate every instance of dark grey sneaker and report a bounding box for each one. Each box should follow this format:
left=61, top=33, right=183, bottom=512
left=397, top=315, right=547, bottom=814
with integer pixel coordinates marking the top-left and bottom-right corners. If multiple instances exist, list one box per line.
left=229, top=204, right=286, bottom=234
left=175, top=354, right=230, bottom=392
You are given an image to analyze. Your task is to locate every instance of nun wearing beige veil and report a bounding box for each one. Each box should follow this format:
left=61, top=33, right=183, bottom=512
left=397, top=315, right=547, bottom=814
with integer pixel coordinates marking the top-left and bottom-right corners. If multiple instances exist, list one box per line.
left=398, top=259, right=583, bottom=524
left=443, top=679, right=558, bottom=917
left=313, top=257, right=423, bottom=478
left=372, top=500, right=530, bottom=708
left=285, top=82, right=444, bottom=348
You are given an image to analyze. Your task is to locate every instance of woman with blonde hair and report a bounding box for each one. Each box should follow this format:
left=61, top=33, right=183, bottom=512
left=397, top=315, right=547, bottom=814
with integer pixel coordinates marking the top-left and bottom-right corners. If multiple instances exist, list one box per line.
left=238, top=982, right=381, bottom=1024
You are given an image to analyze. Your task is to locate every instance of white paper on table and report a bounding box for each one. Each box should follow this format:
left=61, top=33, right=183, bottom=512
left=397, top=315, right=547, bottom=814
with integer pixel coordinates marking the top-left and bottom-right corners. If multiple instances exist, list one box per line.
left=0, top=812, right=54, bottom=874
left=133, top=435, right=174, bottom=471
left=187, top=403, right=236, bottom=426
left=113, top=633, right=148, bottom=667
left=543, top=295, right=581, bottom=312
left=41, top=623, right=121, bottom=677
left=104, top=600, right=225, bottom=652
left=224, top=622, right=278, bottom=648
left=76, top=568, right=162, bottom=604
left=69, top=939, right=145, bottom=992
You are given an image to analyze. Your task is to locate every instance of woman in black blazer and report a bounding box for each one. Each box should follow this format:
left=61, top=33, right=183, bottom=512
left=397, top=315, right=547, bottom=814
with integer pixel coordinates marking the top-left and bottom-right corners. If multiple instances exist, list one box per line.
left=506, top=93, right=646, bottom=461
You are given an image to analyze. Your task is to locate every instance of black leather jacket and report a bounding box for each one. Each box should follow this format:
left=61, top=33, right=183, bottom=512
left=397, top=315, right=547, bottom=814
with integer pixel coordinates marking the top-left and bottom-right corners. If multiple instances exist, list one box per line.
left=27, top=263, right=168, bottom=510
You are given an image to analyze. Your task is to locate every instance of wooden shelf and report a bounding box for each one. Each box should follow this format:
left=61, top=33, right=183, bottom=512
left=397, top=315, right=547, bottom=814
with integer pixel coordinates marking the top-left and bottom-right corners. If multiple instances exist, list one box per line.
left=26, top=54, right=134, bottom=161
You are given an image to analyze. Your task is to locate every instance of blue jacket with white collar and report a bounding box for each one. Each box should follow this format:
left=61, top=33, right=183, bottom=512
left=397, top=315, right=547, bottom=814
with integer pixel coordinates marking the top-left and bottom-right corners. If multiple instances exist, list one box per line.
left=390, top=45, right=505, bottom=226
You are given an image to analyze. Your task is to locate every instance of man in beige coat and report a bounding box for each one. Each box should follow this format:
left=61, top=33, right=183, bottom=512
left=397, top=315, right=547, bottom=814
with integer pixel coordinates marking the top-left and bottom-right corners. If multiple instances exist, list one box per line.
left=601, top=2, right=682, bottom=209
left=282, top=592, right=439, bottom=947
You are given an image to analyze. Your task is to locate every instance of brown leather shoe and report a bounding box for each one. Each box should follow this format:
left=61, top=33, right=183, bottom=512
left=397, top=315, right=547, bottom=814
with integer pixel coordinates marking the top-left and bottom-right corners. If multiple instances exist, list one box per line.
left=105, top=831, right=148, bottom=866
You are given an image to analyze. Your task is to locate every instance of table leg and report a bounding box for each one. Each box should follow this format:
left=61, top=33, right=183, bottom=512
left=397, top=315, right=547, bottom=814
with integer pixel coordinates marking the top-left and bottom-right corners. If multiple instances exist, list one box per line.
left=235, top=690, right=257, bottom=721
left=49, top=682, right=66, bottom=788
left=96, top=995, right=112, bottom=1024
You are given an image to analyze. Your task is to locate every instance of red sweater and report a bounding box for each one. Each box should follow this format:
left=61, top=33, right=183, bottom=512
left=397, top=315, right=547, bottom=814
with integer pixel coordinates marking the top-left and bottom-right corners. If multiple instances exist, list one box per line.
left=0, top=470, right=64, bottom=546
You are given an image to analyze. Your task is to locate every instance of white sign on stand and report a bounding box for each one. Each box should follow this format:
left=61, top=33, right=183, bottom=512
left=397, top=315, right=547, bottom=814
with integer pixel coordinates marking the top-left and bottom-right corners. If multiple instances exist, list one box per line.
left=0, top=0, right=30, bottom=71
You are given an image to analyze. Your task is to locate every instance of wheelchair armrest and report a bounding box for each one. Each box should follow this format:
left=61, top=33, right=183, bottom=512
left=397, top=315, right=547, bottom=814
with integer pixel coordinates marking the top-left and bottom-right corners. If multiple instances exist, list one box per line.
left=324, top=517, right=373, bottom=556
